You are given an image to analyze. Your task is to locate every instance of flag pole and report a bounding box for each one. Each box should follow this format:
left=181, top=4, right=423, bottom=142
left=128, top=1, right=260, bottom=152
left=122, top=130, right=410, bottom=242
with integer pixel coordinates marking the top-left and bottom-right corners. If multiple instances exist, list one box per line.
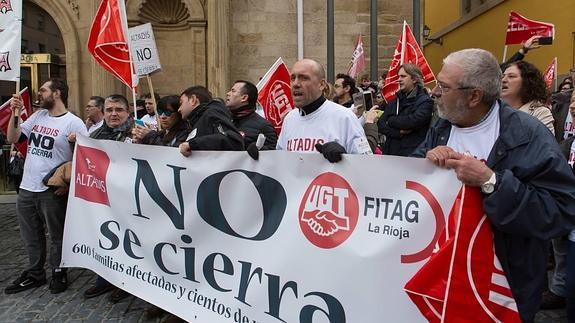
left=146, top=74, right=161, bottom=130
left=131, top=86, right=138, bottom=119
left=554, top=57, right=557, bottom=92
left=502, top=45, right=508, bottom=63
left=13, top=80, right=20, bottom=128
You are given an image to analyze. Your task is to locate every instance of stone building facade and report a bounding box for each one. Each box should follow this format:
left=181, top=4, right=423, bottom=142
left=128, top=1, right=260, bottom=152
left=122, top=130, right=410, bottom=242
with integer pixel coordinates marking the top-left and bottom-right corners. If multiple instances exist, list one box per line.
left=3, top=0, right=412, bottom=116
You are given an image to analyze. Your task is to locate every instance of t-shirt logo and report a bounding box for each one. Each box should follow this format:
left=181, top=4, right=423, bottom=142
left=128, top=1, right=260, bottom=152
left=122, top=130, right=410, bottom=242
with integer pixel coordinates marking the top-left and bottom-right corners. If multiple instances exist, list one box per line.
left=74, top=145, right=110, bottom=206
left=298, top=172, right=359, bottom=249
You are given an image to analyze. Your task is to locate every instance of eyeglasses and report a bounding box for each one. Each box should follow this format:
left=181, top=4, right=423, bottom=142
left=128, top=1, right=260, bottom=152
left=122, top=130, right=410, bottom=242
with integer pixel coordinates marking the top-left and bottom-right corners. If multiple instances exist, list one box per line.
left=158, top=108, right=176, bottom=117
left=435, top=82, right=474, bottom=94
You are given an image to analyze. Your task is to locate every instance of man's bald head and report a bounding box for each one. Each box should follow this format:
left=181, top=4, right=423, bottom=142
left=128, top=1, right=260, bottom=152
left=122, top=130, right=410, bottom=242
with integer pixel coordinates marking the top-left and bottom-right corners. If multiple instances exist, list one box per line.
left=290, top=59, right=327, bottom=108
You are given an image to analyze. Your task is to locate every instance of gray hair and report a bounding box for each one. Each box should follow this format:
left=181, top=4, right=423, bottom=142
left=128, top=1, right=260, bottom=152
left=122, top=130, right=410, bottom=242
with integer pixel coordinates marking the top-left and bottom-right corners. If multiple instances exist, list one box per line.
left=443, top=48, right=501, bottom=105
left=399, top=63, right=424, bottom=87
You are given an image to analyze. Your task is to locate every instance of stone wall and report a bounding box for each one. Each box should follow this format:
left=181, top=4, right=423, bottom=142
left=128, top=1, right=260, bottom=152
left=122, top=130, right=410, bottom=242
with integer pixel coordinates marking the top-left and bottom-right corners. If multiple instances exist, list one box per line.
left=12, top=0, right=412, bottom=114
left=228, top=0, right=412, bottom=89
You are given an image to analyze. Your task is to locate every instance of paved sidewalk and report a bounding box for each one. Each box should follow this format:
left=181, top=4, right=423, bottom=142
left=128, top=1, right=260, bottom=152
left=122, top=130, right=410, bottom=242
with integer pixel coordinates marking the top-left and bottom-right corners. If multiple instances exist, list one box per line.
left=0, top=201, right=568, bottom=322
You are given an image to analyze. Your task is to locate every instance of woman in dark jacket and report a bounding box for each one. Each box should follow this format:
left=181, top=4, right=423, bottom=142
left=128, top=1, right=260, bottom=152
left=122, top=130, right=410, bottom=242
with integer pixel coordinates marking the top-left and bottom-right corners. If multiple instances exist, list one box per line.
left=377, top=63, right=434, bottom=156
left=132, top=95, right=190, bottom=147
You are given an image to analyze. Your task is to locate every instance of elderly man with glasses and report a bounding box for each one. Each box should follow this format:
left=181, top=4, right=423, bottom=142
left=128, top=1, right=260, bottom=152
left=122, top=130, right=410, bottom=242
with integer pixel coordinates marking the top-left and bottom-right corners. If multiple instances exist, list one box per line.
left=412, top=48, right=575, bottom=323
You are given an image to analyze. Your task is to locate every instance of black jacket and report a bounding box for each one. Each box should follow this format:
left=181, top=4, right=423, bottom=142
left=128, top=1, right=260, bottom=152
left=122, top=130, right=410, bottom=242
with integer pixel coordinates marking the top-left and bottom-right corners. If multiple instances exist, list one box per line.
left=552, top=89, right=573, bottom=142
left=141, top=119, right=191, bottom=147
left=232, top=106, right=277, bottom=150
left=90, top=120, right=133, bottom=142
left=412, top=100, right=575, bottom=322
left=378, top=85, right=433, bottom=156
left=185, top=100, right=244, bottom=151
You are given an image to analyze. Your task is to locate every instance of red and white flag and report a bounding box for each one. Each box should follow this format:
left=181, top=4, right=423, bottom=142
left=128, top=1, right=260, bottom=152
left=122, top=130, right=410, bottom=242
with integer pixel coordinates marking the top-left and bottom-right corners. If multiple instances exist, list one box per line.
left=505, top=11, right=554, bottom=45
left=256, top=57, right=294, bottom=135
left=381, top=21, right=435, bottom=103
left=543, top=57, right=557, bottom=90
left=88, top=0, right=138, bottom=88
left=404, top=186, right=521, bottom=323
left=348, top=35, right=365, bottom=79
left=0, top=87, right=33, bottom=157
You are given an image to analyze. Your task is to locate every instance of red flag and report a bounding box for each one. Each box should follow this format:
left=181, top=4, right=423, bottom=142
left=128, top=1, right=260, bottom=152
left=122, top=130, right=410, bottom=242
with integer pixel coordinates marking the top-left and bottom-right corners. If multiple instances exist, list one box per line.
left=543, top=57, right=557, bottom=90
left=405, top=186, right=521, bottom=322
left=381, top=21, right=435, bottom=103
left=87, top=0, right=137, bottom=88
left=505, top=11, right=554, bottom=45
left=0, top=87, right=32, bottom=157
left=256, top=57, right=295, bottom=135
left=348, top=35, right=365, bottom=79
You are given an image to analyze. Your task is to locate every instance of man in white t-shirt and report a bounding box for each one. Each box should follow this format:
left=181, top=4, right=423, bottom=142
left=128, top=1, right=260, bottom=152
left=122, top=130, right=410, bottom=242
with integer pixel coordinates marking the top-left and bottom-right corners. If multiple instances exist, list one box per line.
left=140, top=92, right=159, bottom=129
left=277, top=59, right=371, bottom=162
left=412, top=49, right=575, bottom=322
left=85, top=96, right=104, bottom=134
left=5, top=78, right=88, bottom=295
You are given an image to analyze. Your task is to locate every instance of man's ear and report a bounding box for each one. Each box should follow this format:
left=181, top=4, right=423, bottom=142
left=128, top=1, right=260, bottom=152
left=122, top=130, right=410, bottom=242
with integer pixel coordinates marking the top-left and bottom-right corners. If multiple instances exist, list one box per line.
left=319, top=79, right=327, bottom=91
left=53, top=89, right=61, bottom=100
left=468, top=89, right=484, bottom=109
left=241, top=93, right=249, bottom=104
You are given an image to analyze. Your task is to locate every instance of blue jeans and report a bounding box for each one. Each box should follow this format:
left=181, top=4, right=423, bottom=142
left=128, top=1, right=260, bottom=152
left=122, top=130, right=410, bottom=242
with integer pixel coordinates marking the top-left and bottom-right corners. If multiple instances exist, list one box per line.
left=16, top=188, right=68, bottom=280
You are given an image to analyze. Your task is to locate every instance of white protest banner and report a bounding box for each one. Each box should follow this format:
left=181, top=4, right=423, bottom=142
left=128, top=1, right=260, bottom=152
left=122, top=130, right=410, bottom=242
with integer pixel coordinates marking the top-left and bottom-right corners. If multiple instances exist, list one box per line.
left=128, top=23, right=161, bottom=76
left=0, top=0, right=22, bottom=81
left=62, top=136, right=461, bottom=322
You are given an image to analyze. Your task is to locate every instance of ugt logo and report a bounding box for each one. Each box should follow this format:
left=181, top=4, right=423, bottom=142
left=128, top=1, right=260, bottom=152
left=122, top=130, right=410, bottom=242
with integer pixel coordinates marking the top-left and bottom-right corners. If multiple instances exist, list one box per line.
left=299, top=172, right=359, bottom=249
left=266, top=80, right=293, bottom=125
left=0, top=52, right=11, bottom=72
left=0, top=0, right=13, bottom=14
left=74, top=145, right=110, bottom=206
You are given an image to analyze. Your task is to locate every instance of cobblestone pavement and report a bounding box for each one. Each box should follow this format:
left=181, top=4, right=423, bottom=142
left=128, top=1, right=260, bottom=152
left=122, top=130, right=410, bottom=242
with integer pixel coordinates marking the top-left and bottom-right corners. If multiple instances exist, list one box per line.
left=0, top=201, right=568, bottom=322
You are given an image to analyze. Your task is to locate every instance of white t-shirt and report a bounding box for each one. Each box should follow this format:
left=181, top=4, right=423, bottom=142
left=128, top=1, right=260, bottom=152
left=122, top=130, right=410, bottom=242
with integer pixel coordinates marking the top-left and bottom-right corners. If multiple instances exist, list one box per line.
left=20, top=109, right=88, bottom=192
left=141, top=114, right=158, bottom=129
left=446, top=102, right=500, bottom=161
left=564, top=112, right=575, bottom=140
left=87, top=119, right=104, bottom=134
left=569, top=141, right=575, bottom=241
left=277, top=100, right=372, bottom=155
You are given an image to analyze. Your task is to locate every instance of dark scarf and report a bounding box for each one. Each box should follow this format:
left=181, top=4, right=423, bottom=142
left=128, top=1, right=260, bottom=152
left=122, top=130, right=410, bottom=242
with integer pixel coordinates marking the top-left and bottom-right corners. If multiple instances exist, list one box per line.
left=90, top=119, right=132, bottom=141
left=299, top=96, right=326, bottom=116
left=231, top=104, right=255, bottom=120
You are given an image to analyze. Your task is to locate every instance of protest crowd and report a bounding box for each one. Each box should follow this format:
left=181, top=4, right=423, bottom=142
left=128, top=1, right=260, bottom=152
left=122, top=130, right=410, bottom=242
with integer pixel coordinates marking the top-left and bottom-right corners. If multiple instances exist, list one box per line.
left=2, top=2, right=575, bottom=323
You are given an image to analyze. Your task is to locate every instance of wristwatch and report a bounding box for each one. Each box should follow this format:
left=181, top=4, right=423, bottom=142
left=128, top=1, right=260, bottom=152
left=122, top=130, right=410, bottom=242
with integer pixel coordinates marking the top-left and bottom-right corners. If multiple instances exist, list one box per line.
left=481, top=173, right=497, bottom=194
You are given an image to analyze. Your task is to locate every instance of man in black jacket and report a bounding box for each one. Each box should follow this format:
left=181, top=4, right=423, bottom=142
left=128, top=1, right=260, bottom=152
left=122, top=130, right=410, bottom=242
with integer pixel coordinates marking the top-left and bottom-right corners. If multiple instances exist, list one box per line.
left=412, top=48, right=575, bottom=323
left=225, top=80, right=277, bottom=150
left=178, top=86, right=244, bottom=156
left=378, top=63, right=433, bottom=156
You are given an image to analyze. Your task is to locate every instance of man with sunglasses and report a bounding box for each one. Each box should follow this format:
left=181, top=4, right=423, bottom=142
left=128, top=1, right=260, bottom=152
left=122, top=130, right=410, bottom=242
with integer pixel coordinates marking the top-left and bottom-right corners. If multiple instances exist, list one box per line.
left=412, top=48, right=575, bottom=322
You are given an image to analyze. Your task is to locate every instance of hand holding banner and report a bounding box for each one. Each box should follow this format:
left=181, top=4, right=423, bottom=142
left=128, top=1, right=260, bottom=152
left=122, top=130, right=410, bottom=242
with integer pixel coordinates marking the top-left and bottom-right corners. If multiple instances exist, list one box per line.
left=0, top=87, right=33, bottom=157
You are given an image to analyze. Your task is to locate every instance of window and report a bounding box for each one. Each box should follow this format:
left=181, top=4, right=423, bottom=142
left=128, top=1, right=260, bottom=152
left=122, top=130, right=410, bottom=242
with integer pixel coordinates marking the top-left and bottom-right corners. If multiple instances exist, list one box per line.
left=461, top=0, right=488, bottom=16
left=37, top=14, right=45, bottom=31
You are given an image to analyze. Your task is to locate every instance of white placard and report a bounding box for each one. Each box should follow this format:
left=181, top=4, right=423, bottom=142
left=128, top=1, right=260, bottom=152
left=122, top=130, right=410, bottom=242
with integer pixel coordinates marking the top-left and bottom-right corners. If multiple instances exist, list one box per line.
left=128, top=23, right=161, bottom=76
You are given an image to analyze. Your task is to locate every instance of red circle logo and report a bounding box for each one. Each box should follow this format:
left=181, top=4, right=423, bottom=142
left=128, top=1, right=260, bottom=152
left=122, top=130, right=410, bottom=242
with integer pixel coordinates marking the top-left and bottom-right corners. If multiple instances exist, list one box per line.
left=298, top=172, right=359, bottom=249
